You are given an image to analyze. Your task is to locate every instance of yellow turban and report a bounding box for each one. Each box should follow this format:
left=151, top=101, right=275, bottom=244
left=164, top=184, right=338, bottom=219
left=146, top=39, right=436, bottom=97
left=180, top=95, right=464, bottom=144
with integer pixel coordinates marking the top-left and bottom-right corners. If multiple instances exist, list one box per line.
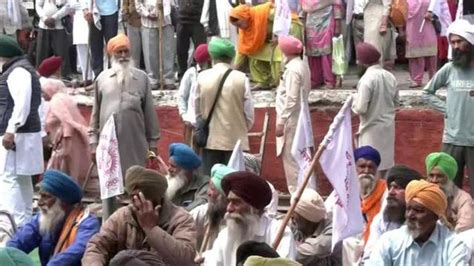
left=106, top=34, right=130, bottom=55
left=405, top=180, right=447, bottom=218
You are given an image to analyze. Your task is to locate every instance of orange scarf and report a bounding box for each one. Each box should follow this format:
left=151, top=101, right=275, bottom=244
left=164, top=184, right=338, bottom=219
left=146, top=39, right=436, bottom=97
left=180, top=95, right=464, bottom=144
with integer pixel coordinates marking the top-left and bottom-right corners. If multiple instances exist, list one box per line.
left=231, top=3, right=272, bottom=55
left=361, top=179, right=386, bottom=242
left=53, top=207, right=86, bottom=255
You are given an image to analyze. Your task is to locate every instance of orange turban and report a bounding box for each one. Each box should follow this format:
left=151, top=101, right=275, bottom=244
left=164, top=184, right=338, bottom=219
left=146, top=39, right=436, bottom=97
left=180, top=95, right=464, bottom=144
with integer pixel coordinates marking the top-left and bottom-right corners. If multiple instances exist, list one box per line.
left=405, top=180, right=447, bottom=218
left=106, top=34, right=130, bottom=55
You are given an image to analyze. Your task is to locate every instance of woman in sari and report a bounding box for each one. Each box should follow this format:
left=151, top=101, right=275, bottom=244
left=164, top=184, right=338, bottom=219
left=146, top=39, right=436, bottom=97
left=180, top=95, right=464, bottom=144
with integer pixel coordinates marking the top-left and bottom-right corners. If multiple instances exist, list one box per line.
left=42, top=80, right=91, bottom=186
left=230, top=2, right=304, bottom=90
left=302, top=0, right=343, bottom=89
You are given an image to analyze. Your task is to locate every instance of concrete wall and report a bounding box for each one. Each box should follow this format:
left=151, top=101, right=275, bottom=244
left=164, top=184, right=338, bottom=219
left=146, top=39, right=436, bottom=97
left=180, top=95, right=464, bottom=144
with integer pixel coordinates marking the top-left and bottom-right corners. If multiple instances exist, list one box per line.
left=79, top=105, right=447, bottom=196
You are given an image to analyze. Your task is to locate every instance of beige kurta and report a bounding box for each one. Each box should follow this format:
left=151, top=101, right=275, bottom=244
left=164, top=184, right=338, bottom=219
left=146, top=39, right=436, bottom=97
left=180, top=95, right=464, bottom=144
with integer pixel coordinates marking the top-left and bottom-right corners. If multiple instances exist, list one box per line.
left=449, top=187, right=474, bottom=232
left=363, top=0, right=397, bottom=63
left=352, top=65, right=398, bottom=171
left=88, top=67, right=160, bottom=174
left=275, top=57, right=311, bottom=193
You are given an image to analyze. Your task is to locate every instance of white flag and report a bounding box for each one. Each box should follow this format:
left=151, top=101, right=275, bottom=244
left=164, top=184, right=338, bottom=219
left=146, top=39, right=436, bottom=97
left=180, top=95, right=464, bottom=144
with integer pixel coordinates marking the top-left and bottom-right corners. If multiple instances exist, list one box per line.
left=319, top=98, right=364, bottom=250
left=96, top=115, right=124, bottom=200
left=273, top=0, right=292, bottom=36
left=227, top=139, right=246, bottom=171
left=291, top=95, right=315, bottom=190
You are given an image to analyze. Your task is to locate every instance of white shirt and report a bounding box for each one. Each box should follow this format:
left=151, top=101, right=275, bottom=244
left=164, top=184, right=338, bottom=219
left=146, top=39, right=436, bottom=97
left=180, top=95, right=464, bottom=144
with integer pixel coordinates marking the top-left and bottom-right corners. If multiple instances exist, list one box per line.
left=203, top=214, right=296, bottom=266
left=0, top=68, right=44, bottom=176
left=353, top=0, right=368, bottom=15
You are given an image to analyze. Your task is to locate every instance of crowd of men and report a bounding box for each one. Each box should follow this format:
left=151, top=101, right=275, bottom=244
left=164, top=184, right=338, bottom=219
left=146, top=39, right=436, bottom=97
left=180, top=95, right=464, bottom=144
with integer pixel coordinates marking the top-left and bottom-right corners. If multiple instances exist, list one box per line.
left=0, top=0, right=473, bottom=265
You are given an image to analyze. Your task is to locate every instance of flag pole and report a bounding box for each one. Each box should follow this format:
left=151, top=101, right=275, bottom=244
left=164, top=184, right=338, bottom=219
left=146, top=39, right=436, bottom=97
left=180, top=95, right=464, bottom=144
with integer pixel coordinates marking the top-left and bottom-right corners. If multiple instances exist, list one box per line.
left=157, top=0, right=165, bottom=90
left=199, top=223, right=211, bottom=254
left=272, top=97, right=354, bottom=249
left=84, top=0, right=94, bottom=83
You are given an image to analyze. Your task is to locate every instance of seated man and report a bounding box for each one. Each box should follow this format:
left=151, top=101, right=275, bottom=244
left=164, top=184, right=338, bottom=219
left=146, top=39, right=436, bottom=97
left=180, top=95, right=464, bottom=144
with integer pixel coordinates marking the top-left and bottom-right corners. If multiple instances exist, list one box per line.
left=166, top=143, right=209, bottom=211
left=368, top=180, right=470, bottom=265
left=82, top=166, right=197, bottom=265
left=199, top=171, right=296, bottom=265
left=363, top=165, right=422, bottom=262
left=243, top=255, right=301, bottom=266
left=191, top=164, right=235, bottom=251
left=292, top=188, right=340, bottom=265
left=354, top=146, right=387, bottom=242
left=425, top=152, right=474, bottom=232
left=8, top=170, right=100, bottom=266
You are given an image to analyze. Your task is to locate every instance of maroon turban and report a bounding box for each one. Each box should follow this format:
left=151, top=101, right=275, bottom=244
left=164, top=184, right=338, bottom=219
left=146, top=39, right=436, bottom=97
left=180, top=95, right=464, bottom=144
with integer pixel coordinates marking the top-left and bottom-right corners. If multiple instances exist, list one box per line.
left=356, top=42, right=381, bottom=65
left=221, top=171, right=272, bottom=210
left=194, top=44, right=210, bottom=64
left=37, top=56, right=62, bottom=77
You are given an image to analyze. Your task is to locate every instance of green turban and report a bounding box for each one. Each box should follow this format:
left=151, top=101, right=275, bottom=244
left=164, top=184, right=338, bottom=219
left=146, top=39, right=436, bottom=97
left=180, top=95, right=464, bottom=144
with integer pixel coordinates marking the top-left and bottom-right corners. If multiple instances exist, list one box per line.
left=425, top=152, right=458, bottom=181
left=0, top=35, right=23, bottom=58
left=0, top=247, right=34, bottom=266
left=208, top=37, right=236, bottom=60
left=210, top=164, right=236, bottom=194
left=125, top=165, right=168, bottom=204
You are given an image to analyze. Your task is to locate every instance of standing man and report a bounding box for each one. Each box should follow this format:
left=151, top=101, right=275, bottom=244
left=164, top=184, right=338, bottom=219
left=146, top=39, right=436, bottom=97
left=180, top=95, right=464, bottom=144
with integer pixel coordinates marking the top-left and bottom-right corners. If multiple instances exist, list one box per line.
left=0, top=0, right=29, bottom=36
left=275, top=35, right=311, bottom=195
left=122, top=0, right=142, bottom=67
left=136, top=0, right=176, bottom=89
left=176, top=0, right=207, bottom=80
left=405, top=0, right=438, bottom=88
left=35, top=0, right=72, bottom=78
left=200, top=0, right=238, bottom=46
left=423, top=19, right=474, bottom=197
left=88, top=34, right=160, bottom=218
left=196, top=38, right=254, bottom=175
left=352, top=42, right=398, bottom=176
left=82, top=0, right=119, bottom=77
left=0, top=35, right=44, bottom=227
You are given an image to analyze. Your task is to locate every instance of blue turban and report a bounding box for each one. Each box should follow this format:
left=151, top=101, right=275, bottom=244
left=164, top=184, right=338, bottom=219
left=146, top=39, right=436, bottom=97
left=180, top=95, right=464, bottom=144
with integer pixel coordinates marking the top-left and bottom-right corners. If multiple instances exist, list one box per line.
left=41, top=170, right=83, bottom=205
left=354, top=146, right=381, bottom=166
left=169, top=143, right=202, bottom=171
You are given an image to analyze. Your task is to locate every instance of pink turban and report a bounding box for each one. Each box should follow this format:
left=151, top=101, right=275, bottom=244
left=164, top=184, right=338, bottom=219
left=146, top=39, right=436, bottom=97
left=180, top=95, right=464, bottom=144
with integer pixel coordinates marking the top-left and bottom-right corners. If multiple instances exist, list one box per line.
left=356, top=42, right=381, bottom=65
left=278, top=35, right=303, bottom=55
left=193, top=44, right=210, bottom=64
left=294, top=188, right=326, bottom=223
left=40, top=78, right=66, bottom=99
left=107, top=34, right=131, bottom=55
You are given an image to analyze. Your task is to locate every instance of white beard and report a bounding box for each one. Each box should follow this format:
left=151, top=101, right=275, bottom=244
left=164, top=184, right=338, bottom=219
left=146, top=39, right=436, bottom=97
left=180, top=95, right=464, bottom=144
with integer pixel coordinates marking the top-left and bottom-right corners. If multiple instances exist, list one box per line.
left=224, top=209, right=260, bottom=264
left=359, top=173, right=377, bottom=198
left=111, top=57, right=133, bottom=84
left=407, top=220, right=422, bottom=239
left=166, top=171, right=188, bottom=200
left=39, top=200, right=66, bottom=236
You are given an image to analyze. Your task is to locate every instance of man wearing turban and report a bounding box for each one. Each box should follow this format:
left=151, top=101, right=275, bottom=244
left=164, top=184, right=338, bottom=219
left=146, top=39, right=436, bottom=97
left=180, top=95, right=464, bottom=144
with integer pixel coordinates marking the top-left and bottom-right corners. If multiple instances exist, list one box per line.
left=291, top=189, right=340, bottom=265
left=196, top=37, right=254, bottom=175
left=423, top=19, right=474, bottom=198
left=88, top=33, right=160, bottom=219
left=166, top=143, right=209, bottom=211
left=353, top=146, right=387, bottom=242
left=190, top=163, right=235, bottom=251
left=83, top=165, right=197, bottom=265
left=425, top=152, right=474, bottom=232
left=0, top=35, right=44, bottom=227
left=275, top=35, right=312, bottom=195
left=352, top=42, right=398, bottom=177
left=369, top=179, right=470, bottom=265
left=363, top=165, right=421, bottom=263
left=198, top=171, right=296, bottom=266
left=8, top=170, right=100, bottom=265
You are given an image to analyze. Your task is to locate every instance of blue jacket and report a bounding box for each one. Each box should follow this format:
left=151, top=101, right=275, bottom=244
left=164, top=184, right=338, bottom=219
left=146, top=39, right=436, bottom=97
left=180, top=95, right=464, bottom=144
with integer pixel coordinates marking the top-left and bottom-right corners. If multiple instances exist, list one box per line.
left=7, top=211, right=100, bottom=266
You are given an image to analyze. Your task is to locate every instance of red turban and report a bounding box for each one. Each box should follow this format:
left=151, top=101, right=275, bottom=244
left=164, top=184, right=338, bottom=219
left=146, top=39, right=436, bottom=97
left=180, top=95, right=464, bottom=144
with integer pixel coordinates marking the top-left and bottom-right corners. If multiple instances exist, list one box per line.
left=37, top=56, right=62, bottom=77
left=222, top=171, right=272, bottom=210
left=356, top=42, right=381, bottom=65
left=107, top=34, right=131, bottom=55
left=193, top=44, right=210, bottom=64
left=278, top=35, right=303, bottom=55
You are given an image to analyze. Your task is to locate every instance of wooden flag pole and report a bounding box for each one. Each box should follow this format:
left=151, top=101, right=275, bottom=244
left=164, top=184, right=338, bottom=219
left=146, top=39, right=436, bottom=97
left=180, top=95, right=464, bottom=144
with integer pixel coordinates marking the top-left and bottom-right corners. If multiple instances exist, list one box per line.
left=157, top=0, right=165, bottom=90
left=199, top=223, right=211, bottom=254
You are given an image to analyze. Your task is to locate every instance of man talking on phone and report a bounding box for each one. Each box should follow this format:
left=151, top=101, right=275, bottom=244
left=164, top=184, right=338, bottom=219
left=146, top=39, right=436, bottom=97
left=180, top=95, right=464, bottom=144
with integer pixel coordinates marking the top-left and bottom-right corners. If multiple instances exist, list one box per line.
left=82, top=165, right=197, bottom=266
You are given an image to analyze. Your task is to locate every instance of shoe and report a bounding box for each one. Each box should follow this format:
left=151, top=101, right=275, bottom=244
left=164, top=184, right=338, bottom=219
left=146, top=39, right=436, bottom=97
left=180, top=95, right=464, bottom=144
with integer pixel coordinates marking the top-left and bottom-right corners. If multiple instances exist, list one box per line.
left=163, top=84, right=176, bottom=90
left=409, top=83, right=422, bottom=88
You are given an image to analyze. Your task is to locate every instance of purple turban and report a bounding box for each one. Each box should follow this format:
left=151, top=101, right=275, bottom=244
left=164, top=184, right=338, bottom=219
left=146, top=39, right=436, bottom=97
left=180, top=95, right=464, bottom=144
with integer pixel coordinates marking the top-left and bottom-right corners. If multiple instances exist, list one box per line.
left=354, top=146, right=381, bottom=166
left=221, top=171, right=272, bottom=210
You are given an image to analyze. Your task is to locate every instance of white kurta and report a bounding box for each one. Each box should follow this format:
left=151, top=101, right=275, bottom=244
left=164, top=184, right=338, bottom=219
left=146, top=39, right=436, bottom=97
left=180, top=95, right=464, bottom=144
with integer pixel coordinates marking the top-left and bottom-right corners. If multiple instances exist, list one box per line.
left=202, top=214, right=296, bottom=266
left=352, top=65, right=398, bottom=171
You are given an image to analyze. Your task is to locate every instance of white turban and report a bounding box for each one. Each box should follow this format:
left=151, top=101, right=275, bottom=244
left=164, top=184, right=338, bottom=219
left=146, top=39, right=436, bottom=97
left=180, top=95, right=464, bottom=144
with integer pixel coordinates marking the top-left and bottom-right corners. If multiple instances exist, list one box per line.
left=448, top=19, right=474, bottom=45
left=294, top=189, right=327, bottom=223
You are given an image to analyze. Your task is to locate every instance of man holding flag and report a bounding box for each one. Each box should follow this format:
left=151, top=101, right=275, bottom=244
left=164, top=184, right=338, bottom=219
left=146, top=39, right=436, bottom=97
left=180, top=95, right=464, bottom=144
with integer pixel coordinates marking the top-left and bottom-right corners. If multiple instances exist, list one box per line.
left=275, top=35, right=312, bottom=194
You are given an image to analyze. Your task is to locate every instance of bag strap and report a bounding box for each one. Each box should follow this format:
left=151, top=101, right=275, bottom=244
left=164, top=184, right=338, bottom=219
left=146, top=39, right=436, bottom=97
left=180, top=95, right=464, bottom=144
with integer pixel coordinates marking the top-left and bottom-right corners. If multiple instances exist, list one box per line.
left=205, top=68, right=233, bottom=128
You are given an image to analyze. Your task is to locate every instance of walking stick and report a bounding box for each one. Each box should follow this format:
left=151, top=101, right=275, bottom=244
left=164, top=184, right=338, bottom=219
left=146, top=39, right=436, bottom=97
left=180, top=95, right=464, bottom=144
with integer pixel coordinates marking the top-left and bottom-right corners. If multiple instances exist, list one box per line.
left=199, top=223, right=211, bottom=254
left=157, top=0, right=165, bottom=90
left=84, top=0, right=94, bottom=83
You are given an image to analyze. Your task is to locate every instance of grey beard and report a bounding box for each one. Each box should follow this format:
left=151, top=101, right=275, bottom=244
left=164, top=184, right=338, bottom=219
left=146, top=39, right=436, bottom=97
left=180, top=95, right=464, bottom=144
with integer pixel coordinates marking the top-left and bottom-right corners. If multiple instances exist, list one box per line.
left=406, top=220, right=422, bottom=239
left=207, top=198, right=227, bottom=228
left=39, top=200, right=66, bottom=236
left=359, top=174, right=376, bottom=198
left=384, top=200, right=406, bottom=224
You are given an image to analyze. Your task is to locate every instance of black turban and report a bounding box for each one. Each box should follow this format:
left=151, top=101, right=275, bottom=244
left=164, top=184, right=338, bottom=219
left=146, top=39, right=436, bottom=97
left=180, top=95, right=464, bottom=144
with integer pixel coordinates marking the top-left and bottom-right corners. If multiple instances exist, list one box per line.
left=386, top=165, right=422, bottom=189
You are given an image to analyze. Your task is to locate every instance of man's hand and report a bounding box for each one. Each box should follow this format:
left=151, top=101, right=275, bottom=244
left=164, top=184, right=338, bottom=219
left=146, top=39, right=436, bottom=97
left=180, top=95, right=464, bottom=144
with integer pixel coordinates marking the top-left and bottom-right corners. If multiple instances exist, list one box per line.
left=2, top=133, right=15, bottom=150
left=275, top=124, right=284, bottom=137
left=334, top=19, right=342, bottom=37
left=379, top=24, right=387, bottom=35
left=148, top=15, right=158, bottom=21
left=44, top=17, right=55, bottom=28
left=424, top=11, right=434, bottom=21
left=132, top=192, right=160, bottom=232
left=194, top=254, right=205, bottom=264
left=83, top=10, right=93, bottom=23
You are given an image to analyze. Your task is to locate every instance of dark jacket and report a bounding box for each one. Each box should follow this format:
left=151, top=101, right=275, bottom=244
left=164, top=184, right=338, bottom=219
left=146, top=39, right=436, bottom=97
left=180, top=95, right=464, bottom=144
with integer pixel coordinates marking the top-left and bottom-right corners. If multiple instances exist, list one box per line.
left=177, top=0, right=204, bottom=24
